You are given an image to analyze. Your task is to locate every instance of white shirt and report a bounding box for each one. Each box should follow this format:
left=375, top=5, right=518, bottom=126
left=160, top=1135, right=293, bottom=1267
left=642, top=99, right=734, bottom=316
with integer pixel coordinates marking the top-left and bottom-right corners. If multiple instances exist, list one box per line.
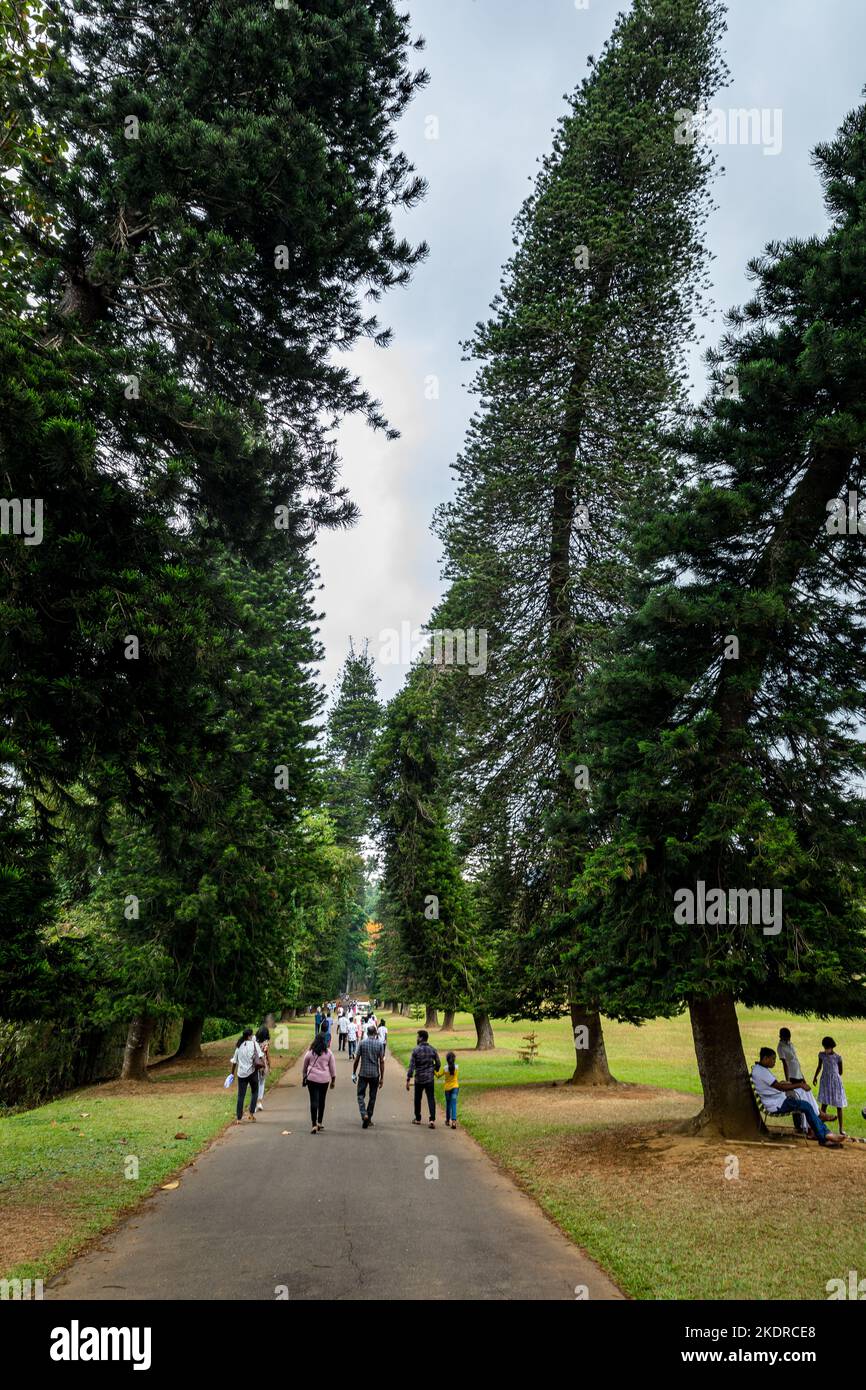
left=231, top=1038, right=263, bottom=1080
left=751, top=1063, right=785, bottom=1112
left=347, top=1022, right=357, bottom=1041
left=777, top=1039, right=803, bottom=1080
left=338, top=1016, right=349, bottom=1034
left=377, top=1025, right=387, bottom=1045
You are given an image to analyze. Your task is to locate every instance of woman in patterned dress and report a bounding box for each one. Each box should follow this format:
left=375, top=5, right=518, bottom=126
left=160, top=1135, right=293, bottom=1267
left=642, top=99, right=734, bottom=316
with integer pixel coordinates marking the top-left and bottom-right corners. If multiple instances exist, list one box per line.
left=813, top=1036, right=847, bottom=1136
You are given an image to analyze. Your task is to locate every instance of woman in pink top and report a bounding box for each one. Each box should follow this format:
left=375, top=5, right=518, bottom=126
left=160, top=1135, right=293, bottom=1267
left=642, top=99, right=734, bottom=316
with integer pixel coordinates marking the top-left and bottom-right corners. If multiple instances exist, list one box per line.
left=302, top=1032, right=336, bottom=1133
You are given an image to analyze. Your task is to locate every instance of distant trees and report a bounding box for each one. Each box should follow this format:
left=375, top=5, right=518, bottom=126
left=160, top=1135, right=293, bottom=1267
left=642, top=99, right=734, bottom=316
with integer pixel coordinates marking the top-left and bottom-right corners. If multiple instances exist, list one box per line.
left=372, top=668, right=476, bottom=1024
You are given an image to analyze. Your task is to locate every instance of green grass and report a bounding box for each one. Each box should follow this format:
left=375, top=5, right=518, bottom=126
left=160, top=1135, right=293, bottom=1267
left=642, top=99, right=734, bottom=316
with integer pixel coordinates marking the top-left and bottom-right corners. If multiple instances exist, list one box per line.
left=9, top=1009, right=864, bottom=1299
left=379, top=1006, right=866, bottom=1131
left=379, top=1006, right=866, bottom=1299
left=0, top=1035, right=303, bottom=1284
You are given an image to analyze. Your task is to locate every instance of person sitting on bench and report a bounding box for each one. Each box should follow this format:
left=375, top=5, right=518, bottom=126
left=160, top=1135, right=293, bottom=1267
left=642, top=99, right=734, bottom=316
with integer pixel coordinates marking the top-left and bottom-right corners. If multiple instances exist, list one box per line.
left=751, top=1048, right=844, bottom=1147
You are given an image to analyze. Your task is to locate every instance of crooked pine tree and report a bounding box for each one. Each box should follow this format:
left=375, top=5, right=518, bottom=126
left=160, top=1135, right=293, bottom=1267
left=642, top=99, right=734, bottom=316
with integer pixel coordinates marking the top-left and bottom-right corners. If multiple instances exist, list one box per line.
left=570, top=97, right=866, bottom=1137
left=431, top=0, right=727, bottom=1082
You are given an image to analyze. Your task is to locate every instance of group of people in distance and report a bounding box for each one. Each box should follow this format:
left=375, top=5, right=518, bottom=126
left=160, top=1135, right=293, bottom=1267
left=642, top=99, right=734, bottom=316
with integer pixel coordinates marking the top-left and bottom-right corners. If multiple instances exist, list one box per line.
left=750, top=1027, right=850, bottom=1148
left=301, top=1003, right=460, bottom=1136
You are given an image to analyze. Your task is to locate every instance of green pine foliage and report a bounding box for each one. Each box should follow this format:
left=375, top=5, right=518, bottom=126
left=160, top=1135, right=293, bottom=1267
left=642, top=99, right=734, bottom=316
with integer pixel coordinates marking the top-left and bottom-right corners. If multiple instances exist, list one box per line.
left=567, top=97, right=866, bottom=1123
left=372, top=668, right=476, bottom=1011
left=431, top=0, right=727, bottom=1022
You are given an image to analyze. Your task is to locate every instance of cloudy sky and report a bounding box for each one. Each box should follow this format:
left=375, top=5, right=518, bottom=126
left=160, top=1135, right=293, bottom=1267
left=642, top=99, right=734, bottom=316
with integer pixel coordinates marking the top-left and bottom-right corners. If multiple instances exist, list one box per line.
left=314, top=0, right=866, bottom=703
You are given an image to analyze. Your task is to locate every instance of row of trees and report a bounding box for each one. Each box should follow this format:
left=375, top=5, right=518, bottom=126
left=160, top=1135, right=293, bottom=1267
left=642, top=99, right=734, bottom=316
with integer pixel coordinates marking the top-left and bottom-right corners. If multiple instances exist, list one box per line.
left=1, top=2, right=426, bottom=1082
left=370, top=0, right=866, bottom=1136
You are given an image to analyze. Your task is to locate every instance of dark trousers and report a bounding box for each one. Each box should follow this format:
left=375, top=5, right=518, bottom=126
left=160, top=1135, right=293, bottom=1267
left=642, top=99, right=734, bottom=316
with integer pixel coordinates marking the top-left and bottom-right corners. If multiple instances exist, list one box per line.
left=337, top=1031, right=347, bottom=1051
left=356, top=1075, right=379, bottom=1119
left=414, top=1080, right=436, bottom=1121
left=308, top=1080, right=329, bottom=1126
left=236, top=1072, right=259, bottom=1120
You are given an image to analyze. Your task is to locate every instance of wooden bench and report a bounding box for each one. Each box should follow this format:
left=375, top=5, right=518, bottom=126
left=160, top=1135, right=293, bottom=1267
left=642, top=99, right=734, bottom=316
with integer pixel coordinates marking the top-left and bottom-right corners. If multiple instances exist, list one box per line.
left=750, top=1081, right=808, bottom=1136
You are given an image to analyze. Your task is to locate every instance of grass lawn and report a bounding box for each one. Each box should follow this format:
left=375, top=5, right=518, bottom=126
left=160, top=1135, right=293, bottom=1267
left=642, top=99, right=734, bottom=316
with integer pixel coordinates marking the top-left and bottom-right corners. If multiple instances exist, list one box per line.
left=381, top=1006, right=866, bottom=1300
left=0, top=1033, right=303, bottom=1285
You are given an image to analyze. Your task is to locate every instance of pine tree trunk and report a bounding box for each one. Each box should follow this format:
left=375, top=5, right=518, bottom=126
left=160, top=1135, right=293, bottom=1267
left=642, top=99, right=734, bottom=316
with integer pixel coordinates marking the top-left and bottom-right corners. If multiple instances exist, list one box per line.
left=174, top=1016, right=204, bottom=1060
left=279, top=1007, right=297, bottom=1022
left=153, top=1016, right=171, bottom=1056
left=687, top=993, right=763, bottom=1138
left=121, top=1014, right=155, bottom=1081
left=424, top=1005, right=439, bottom=1028
left=567, top=1002, right=615, bottom=1085
left=441, top=1009, right=456, bottom=1030
left=473, top=1010, right=495, bottom=1050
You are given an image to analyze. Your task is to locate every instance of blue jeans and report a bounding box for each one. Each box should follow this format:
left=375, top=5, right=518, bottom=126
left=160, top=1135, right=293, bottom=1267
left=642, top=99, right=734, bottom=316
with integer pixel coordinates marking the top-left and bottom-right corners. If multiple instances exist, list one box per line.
left=445, top=1088, right=458, bottom=1123
left=778, top=1095, right=829, bottom=1141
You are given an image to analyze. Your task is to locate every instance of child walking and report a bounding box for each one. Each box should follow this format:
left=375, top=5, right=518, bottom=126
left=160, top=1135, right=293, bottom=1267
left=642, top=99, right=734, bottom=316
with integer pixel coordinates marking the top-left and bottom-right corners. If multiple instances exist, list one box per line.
left=440, top=1051, right=459, bottom=1129
left=814, top=1036, right=847, bottom=1135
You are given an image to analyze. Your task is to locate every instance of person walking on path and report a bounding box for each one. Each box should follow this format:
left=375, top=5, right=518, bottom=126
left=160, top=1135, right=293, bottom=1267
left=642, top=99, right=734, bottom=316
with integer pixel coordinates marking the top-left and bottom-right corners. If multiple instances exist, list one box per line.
left=438, top=1051, right=459, bottom=1129
left=353, top=1023, right=385, bottom=1129
left=302, top=1033, right=336, bottom=1133
left=255, top=1025, right=271, bottom=1112
left=230, top=1028, right=265, bottom=1125
left=315, top=1006, right=323, bottom=1035
left=347, top=1014, right=358, bottom=1060
left=814, top=1036, right=848, bottom=1135
left=377, top=1017, right=388, bottom=1050
left=320, top=1012, right=332, bottom=1045
left=337, top=1011, right=349, bottom=1053
left=407, top=1029, right=440, bottom=1128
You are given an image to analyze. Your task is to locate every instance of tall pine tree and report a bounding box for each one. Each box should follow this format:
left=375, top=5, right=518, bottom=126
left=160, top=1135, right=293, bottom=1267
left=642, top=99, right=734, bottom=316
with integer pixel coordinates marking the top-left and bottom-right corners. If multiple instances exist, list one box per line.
left=432, top=0, right=726, bottom=1079
left=570, top=96, right=866, bottom=1135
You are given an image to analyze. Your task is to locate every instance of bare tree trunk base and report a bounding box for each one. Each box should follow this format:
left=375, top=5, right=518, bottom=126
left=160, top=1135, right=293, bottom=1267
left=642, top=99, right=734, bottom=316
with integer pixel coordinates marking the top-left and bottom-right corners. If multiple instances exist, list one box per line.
left=568, top=1004, right=615, bottom=1085
left=674, top=1108, right=769, bottom=1140
left=562, top=1067, right=620, bottom=1087
left=173, top=1016, right=204, bottom=1061
left=473, top=1011, right=495, bottom=1050
left=121, top=1014, right=155, bottom=1081
left=687, top=993, right=764, bottom=1139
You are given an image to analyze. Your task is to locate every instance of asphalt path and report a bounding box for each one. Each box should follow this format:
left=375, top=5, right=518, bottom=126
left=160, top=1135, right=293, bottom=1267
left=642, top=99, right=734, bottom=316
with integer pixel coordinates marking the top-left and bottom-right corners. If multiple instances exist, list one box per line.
left=48, top=1045, right=623, bottom=1301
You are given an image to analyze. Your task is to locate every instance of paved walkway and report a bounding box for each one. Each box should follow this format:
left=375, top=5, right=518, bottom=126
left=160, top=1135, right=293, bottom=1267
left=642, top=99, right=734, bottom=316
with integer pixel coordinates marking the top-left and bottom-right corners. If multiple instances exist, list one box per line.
left=48, top=1046, right=623, bottom=1301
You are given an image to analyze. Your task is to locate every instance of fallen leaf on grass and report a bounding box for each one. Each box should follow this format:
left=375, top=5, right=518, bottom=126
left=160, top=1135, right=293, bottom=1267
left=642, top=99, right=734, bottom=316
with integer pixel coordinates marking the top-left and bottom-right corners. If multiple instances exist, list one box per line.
left=174, top=1132, right=189, bottom=1140
left=161, top=1181, right=180, bottom=1190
